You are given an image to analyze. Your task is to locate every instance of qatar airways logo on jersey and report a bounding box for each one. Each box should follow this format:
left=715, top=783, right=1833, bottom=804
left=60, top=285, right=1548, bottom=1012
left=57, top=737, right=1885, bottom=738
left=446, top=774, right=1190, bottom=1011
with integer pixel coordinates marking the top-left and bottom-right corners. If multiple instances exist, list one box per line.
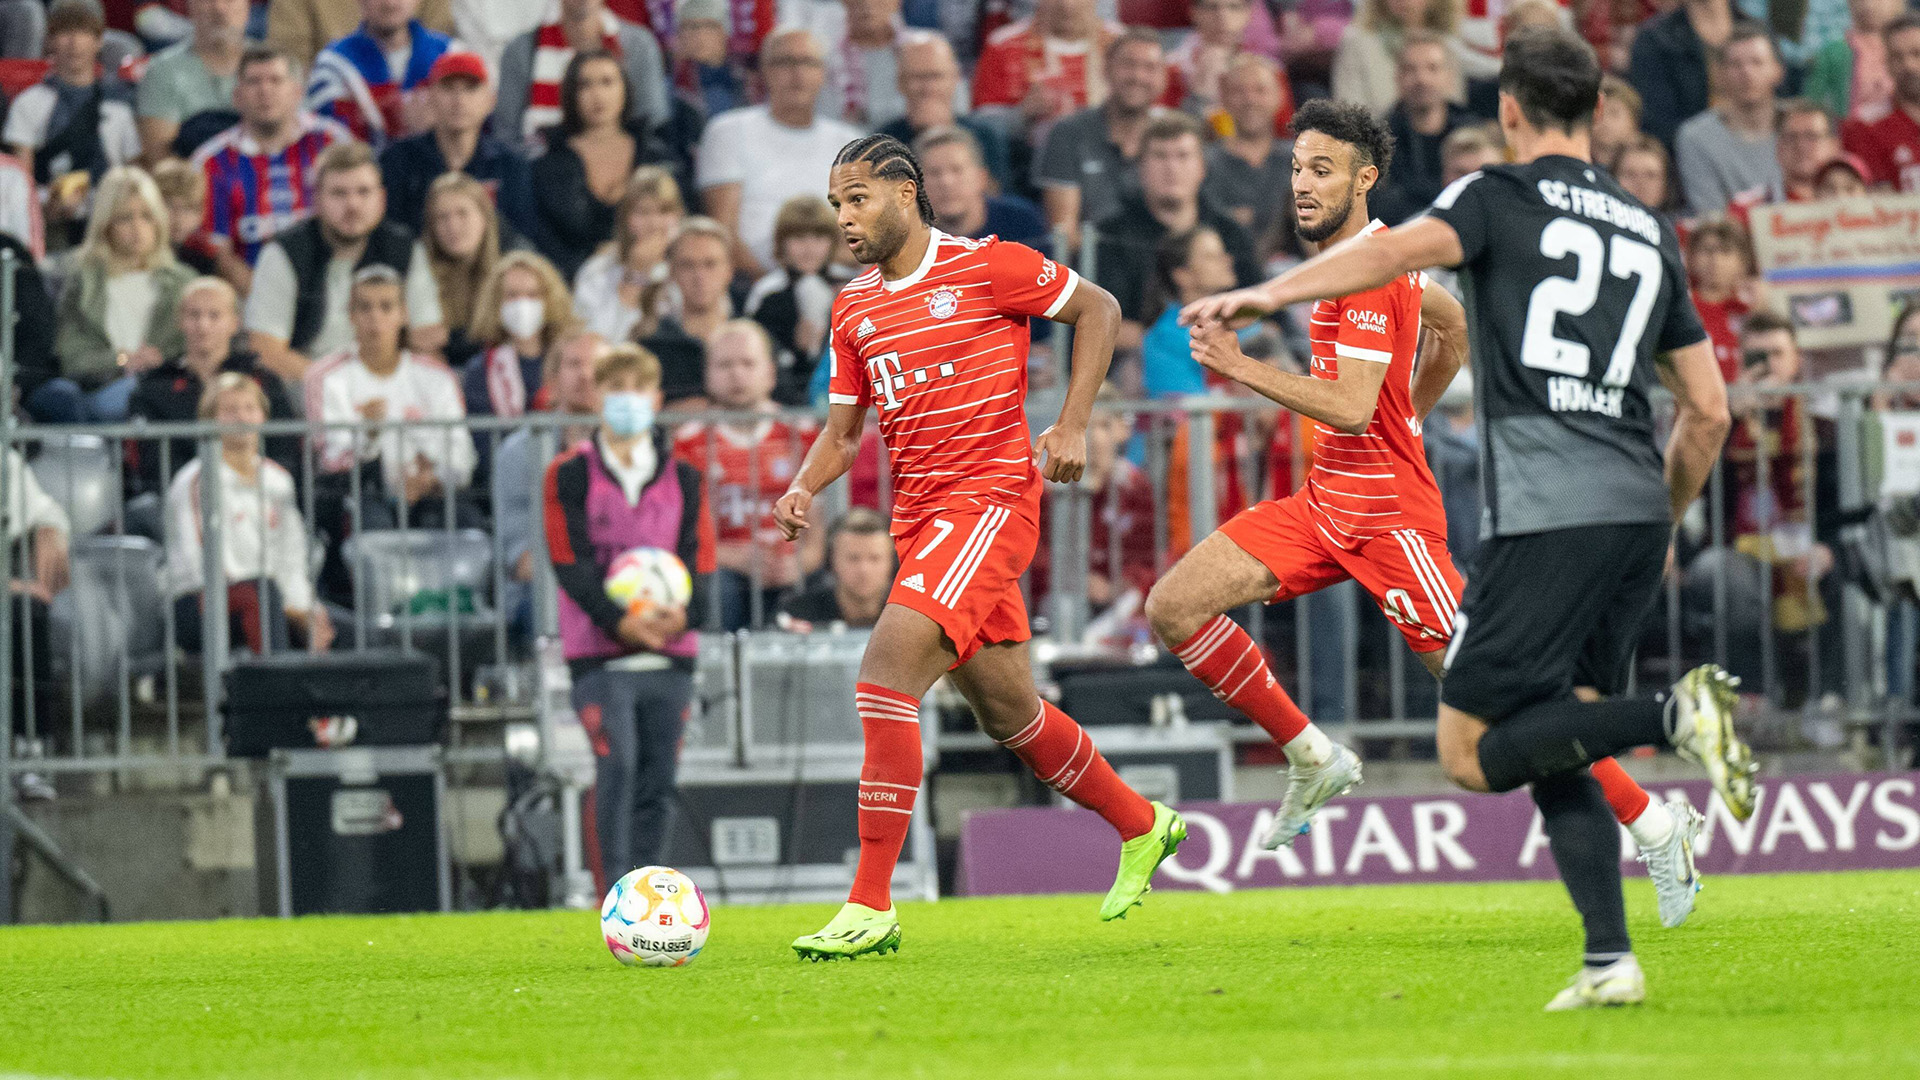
left=1346, top=309, right=1389, bottom=335
left=1037, top=259, right=1058, bottom=287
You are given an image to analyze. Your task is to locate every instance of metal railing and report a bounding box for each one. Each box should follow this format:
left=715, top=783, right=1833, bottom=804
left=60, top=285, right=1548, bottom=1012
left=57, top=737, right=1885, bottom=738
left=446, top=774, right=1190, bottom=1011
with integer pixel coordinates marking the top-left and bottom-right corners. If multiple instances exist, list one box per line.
left=0, top=383, right=1913, bottom=779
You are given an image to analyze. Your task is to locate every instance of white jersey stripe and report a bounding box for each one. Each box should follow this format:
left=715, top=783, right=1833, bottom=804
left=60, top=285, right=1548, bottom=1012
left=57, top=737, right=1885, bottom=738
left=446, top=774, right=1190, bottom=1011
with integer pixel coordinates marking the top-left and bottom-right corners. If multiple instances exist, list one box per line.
left=934, top=505, right=1010, bottom=606
left=1393, top=530, right=1456, bottom=632
left=1401, top=531, right=1458, bottom=628
left=930, top=507, right=1001, bottom=607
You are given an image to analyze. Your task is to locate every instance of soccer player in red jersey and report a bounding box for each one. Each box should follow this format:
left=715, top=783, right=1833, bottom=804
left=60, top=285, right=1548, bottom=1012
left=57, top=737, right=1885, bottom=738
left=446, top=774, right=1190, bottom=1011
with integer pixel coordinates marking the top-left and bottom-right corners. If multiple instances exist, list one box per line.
left=774, top=135, right=1187, bottom=960
left=1145, top=101, right=1704, bottom=925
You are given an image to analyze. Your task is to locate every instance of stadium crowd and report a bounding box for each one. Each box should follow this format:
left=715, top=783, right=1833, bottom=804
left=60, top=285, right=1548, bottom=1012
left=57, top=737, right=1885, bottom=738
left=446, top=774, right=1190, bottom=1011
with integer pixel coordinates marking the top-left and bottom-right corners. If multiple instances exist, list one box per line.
left=0, top=0, right=1916, bottom=738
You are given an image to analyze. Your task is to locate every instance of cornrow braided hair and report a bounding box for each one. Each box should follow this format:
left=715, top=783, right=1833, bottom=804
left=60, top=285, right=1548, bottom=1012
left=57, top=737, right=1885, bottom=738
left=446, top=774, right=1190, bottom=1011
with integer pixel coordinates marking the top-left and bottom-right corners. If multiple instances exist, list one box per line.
left=833, top=134, right=935, bottom=225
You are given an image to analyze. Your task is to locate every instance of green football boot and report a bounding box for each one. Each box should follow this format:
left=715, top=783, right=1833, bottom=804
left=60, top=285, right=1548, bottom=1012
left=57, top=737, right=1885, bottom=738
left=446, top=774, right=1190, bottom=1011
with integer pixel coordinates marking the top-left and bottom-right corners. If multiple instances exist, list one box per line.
left=1099, top=801, right=1187, bottom=921
left=792, top=902, right=902, bottom=961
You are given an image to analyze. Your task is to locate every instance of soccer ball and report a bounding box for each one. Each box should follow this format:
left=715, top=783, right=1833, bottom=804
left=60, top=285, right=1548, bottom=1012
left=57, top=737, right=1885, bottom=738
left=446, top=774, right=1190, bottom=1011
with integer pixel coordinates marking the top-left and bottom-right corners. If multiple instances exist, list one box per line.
left=600, top=866, right=710, bottom=967
left=604, top=547, right=692, bottom=615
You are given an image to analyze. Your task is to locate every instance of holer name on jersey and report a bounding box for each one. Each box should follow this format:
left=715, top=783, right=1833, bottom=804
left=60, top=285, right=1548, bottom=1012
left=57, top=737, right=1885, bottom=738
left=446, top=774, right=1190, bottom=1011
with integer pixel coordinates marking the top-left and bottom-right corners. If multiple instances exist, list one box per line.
left=1535, top=179, right=1661, bottom=245
left=1547, top=376, right=1625, bottom=418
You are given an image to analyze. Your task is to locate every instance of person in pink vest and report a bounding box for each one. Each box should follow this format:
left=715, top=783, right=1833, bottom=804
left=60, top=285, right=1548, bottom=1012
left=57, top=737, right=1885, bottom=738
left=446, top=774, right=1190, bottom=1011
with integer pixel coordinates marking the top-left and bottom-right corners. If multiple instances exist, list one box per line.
left=544, top=342, right=716, bottom=882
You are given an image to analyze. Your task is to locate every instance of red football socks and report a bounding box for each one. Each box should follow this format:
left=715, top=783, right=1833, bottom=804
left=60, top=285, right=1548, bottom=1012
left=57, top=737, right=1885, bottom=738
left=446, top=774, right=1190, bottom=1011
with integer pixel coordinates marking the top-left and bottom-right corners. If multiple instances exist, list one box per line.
left=1590, top=756, right=1652, bottom=825
left=998, top=700, right=1155, bottom=840
left=848, top=683, right=924, bottom=911
left=1172, top=615, right=1311, bottom=745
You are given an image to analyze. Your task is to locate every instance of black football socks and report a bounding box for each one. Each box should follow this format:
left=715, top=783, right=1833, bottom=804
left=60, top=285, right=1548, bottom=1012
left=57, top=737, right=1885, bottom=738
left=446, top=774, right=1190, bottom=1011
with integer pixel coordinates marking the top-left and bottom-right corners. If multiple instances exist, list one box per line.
left=1531, top=769, right=1633, bottom=965
left=1475, top=695, right=1668, bottom=794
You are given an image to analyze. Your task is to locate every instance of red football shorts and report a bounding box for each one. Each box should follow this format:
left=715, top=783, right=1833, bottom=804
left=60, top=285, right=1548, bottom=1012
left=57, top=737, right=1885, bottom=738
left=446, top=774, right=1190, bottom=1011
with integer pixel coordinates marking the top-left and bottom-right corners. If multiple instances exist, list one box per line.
left=1218, top=492, right=1465, bottom=653
left=887, top=498, right=1039, bottom=666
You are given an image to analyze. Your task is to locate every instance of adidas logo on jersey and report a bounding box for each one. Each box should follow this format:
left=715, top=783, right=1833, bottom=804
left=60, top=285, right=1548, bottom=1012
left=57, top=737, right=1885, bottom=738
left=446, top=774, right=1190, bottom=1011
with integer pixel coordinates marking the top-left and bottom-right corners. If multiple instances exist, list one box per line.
left=901, top=574, right=926, bottom=593
left=856, top=317, right=877, bottom=341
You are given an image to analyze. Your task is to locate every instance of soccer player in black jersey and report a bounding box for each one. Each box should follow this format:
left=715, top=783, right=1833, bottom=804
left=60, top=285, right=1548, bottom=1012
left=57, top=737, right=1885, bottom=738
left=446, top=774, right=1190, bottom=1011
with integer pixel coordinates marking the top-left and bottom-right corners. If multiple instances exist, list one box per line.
left=1181, top=27, right=1757, bottom=1009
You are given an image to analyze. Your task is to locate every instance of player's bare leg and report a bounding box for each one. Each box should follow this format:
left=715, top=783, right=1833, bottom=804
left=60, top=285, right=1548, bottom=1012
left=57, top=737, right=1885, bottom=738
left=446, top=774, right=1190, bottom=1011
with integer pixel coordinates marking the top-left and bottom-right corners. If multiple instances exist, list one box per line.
left=1145, top=532, right=1359, bottom=849
left=793, top=603, right=956, bottom=961
left=948, top=640, right=1184, bottom=920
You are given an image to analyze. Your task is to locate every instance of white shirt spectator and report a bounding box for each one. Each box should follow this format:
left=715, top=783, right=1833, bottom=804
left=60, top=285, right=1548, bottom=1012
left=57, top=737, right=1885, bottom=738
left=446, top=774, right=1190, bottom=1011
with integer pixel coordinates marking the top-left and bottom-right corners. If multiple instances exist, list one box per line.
left=103, top=270, right=158, bottom=354
left=776, top=0, right=955, bottom=125
left=1, top=83, right=140, bottom=178
left=0, top=151, right=41, bottom=258
left=245, top=242, right=444, bottom=360
left=162, top=455, right=316, bottom=614
left=452, top=0, right=544, bottom=76
left=697, top=103, right=861, bottom=269
left=572, top=248, right=664, bottom=344
left=5, top=448, right=70, bottom=542
left=307, top=347, right=477, bottom=494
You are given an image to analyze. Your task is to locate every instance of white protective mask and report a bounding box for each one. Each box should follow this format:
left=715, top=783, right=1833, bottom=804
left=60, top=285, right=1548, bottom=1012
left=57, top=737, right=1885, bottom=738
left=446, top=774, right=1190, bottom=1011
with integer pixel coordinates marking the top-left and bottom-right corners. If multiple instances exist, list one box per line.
left=500, top=297, right=546, bottom=342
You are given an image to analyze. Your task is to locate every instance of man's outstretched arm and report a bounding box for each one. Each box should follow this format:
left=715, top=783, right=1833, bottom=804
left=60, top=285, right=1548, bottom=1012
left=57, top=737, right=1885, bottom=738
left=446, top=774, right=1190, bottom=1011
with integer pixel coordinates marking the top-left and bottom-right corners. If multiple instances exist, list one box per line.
left=1180, top=217, right=1468, bottom=329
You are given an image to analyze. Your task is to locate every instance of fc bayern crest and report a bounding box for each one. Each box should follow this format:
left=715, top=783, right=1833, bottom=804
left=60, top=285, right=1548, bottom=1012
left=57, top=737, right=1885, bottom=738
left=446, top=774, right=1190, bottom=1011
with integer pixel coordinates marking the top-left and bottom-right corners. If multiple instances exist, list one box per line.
left=928, top=288, right=959, bottom=319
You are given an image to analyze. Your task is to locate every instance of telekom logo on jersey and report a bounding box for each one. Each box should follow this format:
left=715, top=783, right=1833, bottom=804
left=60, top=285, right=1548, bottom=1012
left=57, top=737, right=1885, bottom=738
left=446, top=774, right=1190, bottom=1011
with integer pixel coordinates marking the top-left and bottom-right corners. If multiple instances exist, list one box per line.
left=868, top=350, right=958, bottom=411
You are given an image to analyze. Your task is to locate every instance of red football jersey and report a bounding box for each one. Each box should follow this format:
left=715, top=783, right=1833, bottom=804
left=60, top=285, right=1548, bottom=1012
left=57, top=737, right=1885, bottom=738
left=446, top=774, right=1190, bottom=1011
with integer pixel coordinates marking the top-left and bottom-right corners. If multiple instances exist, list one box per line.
left=827, top=231, right=1078, bottom=534
left=1301, top=221, right=1448, bottom=548
left=1693, top=293, right=1752, bottom=383
left=672, top=417, right=817, bottom=550
left=1844, top=105, right=1920, bottom=192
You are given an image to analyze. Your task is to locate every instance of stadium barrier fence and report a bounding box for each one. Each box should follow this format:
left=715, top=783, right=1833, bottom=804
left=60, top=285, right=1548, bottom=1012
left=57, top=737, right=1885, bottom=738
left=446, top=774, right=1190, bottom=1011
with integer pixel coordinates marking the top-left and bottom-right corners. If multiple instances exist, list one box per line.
left=0, top=384, right=1915, bottom=780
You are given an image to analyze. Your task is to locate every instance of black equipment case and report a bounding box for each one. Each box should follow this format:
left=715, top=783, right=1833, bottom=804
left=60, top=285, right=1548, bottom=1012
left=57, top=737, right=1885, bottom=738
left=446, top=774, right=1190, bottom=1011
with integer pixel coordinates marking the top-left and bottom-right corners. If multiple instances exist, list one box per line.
left=225, top=651, right=446, bottom=757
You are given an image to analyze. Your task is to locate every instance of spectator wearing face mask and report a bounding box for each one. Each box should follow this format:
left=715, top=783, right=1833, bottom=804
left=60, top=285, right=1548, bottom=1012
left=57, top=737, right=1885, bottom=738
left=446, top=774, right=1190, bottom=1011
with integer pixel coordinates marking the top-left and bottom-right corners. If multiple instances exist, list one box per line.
left=545, top=343, right=716, bottom=880
left=461, top=250, right=580, bottom=423
left=462, top=250, right=581, bottom=482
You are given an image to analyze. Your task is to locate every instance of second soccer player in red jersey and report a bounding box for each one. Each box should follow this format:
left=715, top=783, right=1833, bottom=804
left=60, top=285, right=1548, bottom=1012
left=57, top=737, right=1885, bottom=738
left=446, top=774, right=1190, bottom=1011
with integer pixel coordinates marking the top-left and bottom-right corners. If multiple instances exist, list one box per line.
left=1146, top=101, right=1705, bottom=927
left=775, top=136, right=1188, bottom=960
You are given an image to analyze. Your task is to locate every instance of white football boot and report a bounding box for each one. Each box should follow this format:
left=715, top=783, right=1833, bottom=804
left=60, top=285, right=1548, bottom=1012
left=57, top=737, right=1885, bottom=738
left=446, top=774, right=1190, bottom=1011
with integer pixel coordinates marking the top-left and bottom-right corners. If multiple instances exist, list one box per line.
left=1668, top=665, right=1758, bottom=821
left=1638, top=798, right=1706, bottom=929
left=1544, top=954, right=1646, bottom=1011
left=1259, top=742, right=1363, bottom=849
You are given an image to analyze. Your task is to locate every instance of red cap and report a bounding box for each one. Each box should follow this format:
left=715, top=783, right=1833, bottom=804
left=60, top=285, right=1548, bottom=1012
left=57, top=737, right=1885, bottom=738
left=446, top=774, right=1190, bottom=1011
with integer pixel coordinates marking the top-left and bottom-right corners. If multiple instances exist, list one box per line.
left=429, top=51, right=488, bottom=85
left=1815, top=152, right=1871, bottom=186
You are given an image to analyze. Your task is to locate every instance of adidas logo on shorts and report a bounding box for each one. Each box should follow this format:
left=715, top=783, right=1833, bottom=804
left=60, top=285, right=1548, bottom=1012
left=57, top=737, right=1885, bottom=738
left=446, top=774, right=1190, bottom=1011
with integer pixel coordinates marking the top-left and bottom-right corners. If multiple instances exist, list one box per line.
left=901, top=574, right=925, bottom=593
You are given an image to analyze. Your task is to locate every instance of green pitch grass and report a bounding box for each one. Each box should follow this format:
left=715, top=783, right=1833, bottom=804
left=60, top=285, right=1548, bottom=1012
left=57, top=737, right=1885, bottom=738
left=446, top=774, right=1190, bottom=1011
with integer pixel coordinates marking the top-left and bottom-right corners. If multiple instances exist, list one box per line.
left=4, top=870, right=1918, bottom=1080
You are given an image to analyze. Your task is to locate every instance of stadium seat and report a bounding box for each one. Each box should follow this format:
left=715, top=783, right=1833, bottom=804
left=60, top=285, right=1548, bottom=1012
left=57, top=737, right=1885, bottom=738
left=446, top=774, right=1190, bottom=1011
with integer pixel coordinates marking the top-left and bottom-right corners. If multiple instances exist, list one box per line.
left=70, top=536, right=169, bottom=678
left=48, top=569, right=127, bottom=713
left=343, top=529, right=495, bottom=622
left=341, top=529, right=498, bottom=691
left=121, top=492, right=163, bottom=543
left=29, top=435, right=122, bottom=538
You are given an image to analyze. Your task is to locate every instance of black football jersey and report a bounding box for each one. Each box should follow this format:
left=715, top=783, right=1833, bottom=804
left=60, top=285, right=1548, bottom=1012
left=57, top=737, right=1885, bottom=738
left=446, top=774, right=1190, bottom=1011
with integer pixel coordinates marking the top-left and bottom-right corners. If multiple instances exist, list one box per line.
left=1426, top=155, right=1706, bottom=538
